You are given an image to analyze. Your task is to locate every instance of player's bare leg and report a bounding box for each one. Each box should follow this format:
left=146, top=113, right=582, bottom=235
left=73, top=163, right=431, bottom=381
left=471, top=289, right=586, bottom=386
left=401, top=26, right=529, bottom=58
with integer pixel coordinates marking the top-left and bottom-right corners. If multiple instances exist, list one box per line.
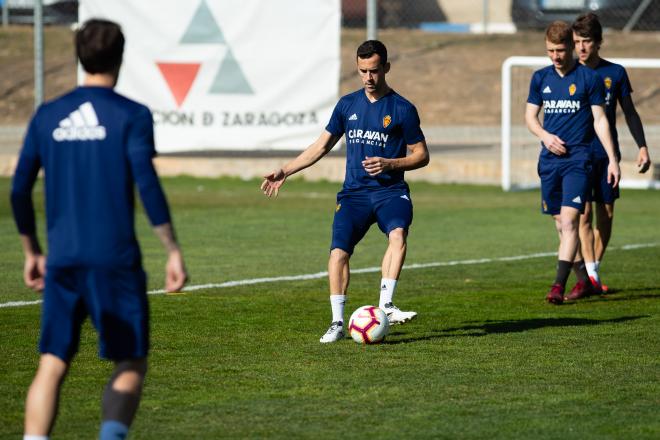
left=555, top=206, right=594, bottom=301
left=548, top=207, right=588, bottom=304
left=328, top=248, right=350, bottom=295
left=592, top=202, right=614, bottom=292
left=100, top=359, right=147, bottom=439
left=321, top=248, right=350, bottom=343
left=379, top=228, right=416, bottom=324
left=557, top=207, right=581, bottom=262
left=24, top=354, right=68, bottom=437
left=578, top=201, right=602, bottom=291
left=381, top=227, right=407, bottom=280
left=594, top=202, right=614, bottom=262
left=579, top=202, right=596, bottom=264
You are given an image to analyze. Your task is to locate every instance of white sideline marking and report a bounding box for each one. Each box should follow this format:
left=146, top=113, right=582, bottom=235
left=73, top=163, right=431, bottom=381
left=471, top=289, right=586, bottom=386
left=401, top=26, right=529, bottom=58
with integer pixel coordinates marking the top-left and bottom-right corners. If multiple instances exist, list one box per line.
left=2, top=242, right=658, bottom=309
left=0, top=300, right=43, bottom=308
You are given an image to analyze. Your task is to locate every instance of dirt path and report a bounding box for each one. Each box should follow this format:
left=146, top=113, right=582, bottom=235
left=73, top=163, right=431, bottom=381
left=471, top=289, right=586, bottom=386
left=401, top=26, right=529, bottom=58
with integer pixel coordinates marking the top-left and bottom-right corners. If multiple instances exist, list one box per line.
left=2, top=26, right=660, bottom=126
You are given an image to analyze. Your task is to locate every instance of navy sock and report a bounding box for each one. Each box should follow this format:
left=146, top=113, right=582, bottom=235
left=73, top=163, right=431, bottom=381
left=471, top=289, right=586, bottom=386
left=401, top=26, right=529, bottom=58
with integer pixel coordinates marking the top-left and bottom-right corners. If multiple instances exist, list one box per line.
left=572, top=260, right=589, bottom=282
left=554, top=260, right=572, bottom=287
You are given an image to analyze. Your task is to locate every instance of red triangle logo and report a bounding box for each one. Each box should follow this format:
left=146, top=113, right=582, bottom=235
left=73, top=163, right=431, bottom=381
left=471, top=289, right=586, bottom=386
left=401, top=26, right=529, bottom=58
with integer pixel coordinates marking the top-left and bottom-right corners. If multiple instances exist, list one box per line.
left=156, top=62, right=201, bottom=107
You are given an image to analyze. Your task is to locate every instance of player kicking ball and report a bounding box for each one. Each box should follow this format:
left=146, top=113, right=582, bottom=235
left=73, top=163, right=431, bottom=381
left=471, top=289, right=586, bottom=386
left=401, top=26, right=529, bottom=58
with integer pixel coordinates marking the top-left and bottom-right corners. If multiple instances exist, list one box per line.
left=525, top=21, right=620, bottom=305
left=261, top=40, right=429, bottom=342
left=572, top=13, right=653, bottom=295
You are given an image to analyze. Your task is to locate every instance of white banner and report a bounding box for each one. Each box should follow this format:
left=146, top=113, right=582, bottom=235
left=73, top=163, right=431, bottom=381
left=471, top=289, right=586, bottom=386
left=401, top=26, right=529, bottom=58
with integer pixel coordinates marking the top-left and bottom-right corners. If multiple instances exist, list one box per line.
left=79, top=0, right=340, bottom=152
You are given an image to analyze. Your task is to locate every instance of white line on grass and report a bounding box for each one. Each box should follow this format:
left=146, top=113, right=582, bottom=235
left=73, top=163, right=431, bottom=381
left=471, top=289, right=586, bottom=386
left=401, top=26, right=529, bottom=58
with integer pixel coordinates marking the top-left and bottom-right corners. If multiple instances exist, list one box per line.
left=0, top=300, right=43, bottom=308
left=2, top=242, right=658, bottom=309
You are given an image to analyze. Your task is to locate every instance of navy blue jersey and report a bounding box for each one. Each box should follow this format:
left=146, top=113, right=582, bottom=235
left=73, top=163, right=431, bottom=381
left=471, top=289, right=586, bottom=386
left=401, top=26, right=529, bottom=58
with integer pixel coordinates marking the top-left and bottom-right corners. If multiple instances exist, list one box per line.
left=527, top=63, right=605, bottom=161
left=591, top=59, right=632, bottom=159
left=11, top=86, right=171, bottom=268
left=326, top=89, right=425, bottom=191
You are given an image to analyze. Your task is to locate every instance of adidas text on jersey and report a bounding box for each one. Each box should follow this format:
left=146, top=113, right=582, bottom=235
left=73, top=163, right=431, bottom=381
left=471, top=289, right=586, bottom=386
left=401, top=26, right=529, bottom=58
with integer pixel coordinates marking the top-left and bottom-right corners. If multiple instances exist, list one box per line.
left=52, top=102, right=107, bottom=142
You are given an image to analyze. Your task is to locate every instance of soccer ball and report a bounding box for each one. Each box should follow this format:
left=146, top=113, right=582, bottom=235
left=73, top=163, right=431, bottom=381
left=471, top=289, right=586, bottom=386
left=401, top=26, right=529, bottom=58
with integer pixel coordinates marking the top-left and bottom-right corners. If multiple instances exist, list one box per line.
left=348, top=305, right=389, bottom=344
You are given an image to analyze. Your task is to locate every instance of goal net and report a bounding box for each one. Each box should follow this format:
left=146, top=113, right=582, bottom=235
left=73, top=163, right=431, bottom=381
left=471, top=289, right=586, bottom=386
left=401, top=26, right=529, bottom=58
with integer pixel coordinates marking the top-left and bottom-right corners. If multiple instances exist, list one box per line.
left=501, top=56, right=660, bottom=191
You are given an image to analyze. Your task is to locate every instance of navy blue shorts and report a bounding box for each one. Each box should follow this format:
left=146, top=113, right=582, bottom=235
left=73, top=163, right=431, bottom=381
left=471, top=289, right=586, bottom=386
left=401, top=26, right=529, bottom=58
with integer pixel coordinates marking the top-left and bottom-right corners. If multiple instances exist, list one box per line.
left=587, top=156, right=619, bottom=204
left=538, top=159, right=591, bottom=215
left=40, top=266, right=149, bottom=362
left=331, top=189, right=413, bottom=255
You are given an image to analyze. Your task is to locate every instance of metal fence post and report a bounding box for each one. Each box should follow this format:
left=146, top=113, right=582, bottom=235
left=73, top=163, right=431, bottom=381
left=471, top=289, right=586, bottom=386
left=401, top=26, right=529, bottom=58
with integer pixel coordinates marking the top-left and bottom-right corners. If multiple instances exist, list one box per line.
left=34, top=0, right=44, bottom=109
left=366, top=0, right=377, bottom=41
left=623, top=0, right=653, bottom=33
left=482, top=0, right=489, bottom=34
left=2, top=0, right=9, bottom=27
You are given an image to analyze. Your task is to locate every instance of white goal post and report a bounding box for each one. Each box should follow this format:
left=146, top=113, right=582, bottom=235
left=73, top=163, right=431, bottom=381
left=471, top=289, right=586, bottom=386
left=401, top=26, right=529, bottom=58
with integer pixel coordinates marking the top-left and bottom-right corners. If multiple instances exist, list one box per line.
left=501, top=56, right=660, bottom=191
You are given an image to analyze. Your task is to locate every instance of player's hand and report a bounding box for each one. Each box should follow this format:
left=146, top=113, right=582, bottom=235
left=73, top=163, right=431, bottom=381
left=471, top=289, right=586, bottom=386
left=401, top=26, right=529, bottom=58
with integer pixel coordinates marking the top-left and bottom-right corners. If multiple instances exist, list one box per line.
left=261, top=169, right=286, bottom=198
left=362, top=156, right=392, bottom=176
left=541, top=133, right=567, bottom=156
left=165, top=249, right=187, bottom=293
left=637, top=147, right=651, bottom=174
left=607, top=161, right=621, bottom=188
left=23, top=253, right=46, bottom=292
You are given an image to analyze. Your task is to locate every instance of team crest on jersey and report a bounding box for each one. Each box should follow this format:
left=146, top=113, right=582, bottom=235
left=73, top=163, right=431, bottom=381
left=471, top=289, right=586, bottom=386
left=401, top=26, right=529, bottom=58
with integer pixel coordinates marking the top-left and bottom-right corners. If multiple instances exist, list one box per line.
left=569, top=84, right=577, bottom=96
left=383, top=115, right=391, bottom=128
left=336, top=203, right=341, bottom=212
left=604, top=77, right=612, bottom=89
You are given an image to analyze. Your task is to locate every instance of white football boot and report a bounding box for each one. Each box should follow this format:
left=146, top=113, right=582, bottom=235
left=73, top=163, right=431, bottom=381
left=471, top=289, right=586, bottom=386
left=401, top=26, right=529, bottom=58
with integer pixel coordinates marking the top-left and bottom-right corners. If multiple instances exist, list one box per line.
left=319, top=321, right=344, bottom=343
left=382, top=302, right=417, bottom=325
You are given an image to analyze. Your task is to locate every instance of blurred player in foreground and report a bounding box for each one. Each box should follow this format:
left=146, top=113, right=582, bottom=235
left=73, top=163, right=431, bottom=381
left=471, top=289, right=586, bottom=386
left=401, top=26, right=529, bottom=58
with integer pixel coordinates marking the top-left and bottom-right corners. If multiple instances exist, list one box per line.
left=11, top=19, right=187, bottom=440
left=525, top=21, right=620, bottom=305
left=261, top=40, right=429, bottom=342
left=572, top=12, right=652, bottom=294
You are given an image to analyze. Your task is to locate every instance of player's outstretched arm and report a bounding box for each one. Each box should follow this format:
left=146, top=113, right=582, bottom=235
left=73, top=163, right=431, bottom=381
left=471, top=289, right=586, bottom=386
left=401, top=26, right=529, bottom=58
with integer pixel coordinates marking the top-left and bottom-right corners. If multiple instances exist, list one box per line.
left=592, top=105, right=621, bottom=187
left=18, top=234, right=46, bottom=291
left=361, top=140, right=429, bottom=176
left=620, top=95, right=652, bottom=173
left=261, top=130, right=341, bottom=198
left=153, top=223, right=187, bottom=292
left=525, top=103, right=566, bottom=155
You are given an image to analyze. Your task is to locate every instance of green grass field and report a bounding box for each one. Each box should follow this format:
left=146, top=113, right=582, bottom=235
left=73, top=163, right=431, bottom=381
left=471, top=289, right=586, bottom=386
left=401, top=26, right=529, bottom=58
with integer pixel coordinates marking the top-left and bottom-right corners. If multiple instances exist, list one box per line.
left=1, top=176, right=659, bottom=439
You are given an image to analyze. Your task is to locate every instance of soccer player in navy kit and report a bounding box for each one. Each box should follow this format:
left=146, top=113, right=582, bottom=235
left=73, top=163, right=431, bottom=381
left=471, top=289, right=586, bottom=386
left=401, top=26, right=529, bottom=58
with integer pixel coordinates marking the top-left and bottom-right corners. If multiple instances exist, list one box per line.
left=572, top=13, right=652, bottom=293
left=11, top=20, right=187, bottom=439
left=525, top=21, right=620, bottom=305
left=261, top=40, right=429, bottom=343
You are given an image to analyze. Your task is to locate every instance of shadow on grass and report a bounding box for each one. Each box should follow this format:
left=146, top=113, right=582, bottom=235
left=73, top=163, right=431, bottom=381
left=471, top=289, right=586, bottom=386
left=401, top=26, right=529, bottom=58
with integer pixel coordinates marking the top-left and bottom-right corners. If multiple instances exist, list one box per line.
left=384, top=315, right=649, bottom=344
left=588, top=287, right=660, bottom=302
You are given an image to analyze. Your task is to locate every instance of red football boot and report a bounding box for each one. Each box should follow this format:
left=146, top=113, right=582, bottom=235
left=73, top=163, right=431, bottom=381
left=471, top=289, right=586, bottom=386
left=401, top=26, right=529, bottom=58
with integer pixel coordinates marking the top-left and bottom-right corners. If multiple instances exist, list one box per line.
left=588, top=276, right=604, bottom=295
left=546, top=283, right=565, bottom=305
left=566, top=279, right=596, bottom=300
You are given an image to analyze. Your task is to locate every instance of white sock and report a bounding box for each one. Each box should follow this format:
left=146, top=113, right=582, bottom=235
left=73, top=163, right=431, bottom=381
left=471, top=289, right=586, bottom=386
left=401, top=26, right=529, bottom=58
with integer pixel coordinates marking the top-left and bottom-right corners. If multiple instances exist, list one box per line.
left=24, top=436, right=49, bottom=440
left=330, top=294, right=346, bottom=324
left=379, top=278, right=397, bottom=309
left=585, top=262, right=599, bottom=282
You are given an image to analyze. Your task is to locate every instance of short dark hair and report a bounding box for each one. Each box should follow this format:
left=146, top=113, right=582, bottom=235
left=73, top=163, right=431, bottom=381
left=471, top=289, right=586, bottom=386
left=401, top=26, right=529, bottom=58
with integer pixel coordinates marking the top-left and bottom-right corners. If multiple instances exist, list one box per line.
left=545, top=20, right=573, bottom=47
left=76, top=19, right=125, bottom=74
left=572, top=12, right=603, bottom=43
left=356, top=40, right=388, bottom=65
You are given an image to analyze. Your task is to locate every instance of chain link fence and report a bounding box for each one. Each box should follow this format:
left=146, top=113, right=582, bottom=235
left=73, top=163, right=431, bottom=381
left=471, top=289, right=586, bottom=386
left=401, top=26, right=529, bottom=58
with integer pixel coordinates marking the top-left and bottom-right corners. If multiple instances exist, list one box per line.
left=341, top=0, right=660, bottom=31
left=342, top=0, right=448, bottom=28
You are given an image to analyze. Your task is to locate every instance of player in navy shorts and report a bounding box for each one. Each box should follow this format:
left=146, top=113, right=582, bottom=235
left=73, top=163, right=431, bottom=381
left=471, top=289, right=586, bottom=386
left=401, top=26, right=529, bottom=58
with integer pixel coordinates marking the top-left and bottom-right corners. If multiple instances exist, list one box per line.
left=11, top=20, right=187, bottom=440
left=261, top=40, right=429, bottom=343
left=572, top=13, right=653, bottom=294
left=525, top=21, right=620, bottom=305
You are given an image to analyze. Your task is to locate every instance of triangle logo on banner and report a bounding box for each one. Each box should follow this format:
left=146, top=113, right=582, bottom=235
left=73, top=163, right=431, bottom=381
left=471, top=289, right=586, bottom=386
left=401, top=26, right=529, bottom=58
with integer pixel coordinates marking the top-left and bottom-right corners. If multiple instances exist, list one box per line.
left=180, top=0, right=225, bottom=44
left=208, top=48, right=253, bottom=94
left=156, top=62, right=201, bottom=107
